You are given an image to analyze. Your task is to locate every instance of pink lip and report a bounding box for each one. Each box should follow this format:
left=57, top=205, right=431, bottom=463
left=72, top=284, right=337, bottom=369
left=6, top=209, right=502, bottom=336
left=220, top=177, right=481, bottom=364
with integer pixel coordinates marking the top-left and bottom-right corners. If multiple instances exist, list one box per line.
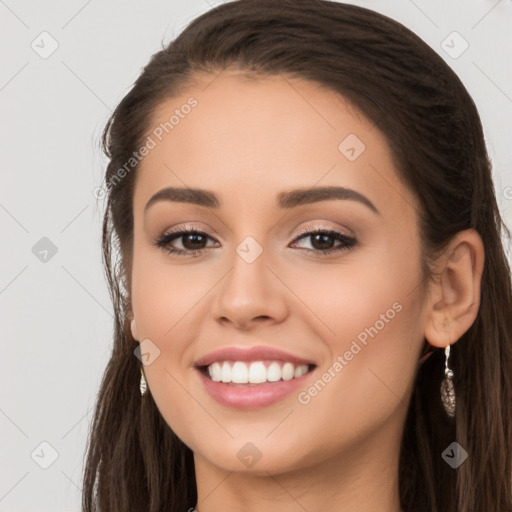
left=193, top=345, right=316, bottom=368
left=195, top=366, right=315, bottom=409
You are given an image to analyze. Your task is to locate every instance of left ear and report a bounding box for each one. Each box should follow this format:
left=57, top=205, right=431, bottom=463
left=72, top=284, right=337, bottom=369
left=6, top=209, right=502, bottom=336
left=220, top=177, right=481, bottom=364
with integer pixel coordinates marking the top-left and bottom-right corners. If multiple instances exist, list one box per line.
left=423, top=228, right=485, bottom=348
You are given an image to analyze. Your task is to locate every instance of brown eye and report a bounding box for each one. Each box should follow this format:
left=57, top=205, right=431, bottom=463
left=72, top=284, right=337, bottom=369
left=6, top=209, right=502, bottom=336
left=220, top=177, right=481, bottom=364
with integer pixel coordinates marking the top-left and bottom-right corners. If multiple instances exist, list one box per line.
left=153, top=228, right=218, bottom=256
left=180, top=232, right=208, bottom=250
left=290, top=229, right=357, bottom=255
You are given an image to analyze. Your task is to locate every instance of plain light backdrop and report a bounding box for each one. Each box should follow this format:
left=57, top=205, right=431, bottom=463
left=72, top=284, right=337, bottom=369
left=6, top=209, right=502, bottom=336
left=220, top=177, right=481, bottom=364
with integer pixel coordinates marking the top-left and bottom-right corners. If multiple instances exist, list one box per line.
left=1, top=0, right=511, bottom=510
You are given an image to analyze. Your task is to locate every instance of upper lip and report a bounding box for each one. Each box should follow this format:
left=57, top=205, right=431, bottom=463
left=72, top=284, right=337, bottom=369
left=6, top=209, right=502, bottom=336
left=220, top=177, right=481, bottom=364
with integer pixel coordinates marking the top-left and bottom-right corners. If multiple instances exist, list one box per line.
left=193, top=346, right=316, bottom=368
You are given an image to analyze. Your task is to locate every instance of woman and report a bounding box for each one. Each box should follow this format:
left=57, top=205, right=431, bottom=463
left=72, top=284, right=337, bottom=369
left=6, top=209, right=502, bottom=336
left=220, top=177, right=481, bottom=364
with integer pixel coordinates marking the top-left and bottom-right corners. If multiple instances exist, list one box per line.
left=83, top=1, right=512, bottom=511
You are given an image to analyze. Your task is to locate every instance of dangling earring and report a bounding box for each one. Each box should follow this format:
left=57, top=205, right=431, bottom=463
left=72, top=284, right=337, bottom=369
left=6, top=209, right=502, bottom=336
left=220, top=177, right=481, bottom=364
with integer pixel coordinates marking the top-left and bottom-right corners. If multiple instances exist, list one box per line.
left=140, top=368, right=147, bottom=396
left=440, top=344, right=456, bottom=418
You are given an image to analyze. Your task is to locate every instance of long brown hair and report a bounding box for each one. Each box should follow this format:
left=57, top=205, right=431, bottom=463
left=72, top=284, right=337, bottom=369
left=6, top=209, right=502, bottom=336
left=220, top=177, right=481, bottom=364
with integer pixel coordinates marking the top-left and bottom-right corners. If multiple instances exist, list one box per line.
left=82, top=1, right=512, bottom=511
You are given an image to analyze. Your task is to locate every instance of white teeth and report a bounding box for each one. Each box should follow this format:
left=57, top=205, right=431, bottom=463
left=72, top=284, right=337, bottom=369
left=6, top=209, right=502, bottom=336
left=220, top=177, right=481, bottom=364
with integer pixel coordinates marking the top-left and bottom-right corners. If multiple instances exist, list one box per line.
left=209, top=362, right=222, bottom=382
left=282, top=362, right=294, bottom=381
left=206, top=360, right=310, bottom=384
left=294, top=364, right=307, bottom=378
left=232, top=361, right=249, bottom=383
left=221, top=361, right=231, bottom=383
left=267, top=361, right=282, bottom=382
left=248, top=361, right=267, bottom=383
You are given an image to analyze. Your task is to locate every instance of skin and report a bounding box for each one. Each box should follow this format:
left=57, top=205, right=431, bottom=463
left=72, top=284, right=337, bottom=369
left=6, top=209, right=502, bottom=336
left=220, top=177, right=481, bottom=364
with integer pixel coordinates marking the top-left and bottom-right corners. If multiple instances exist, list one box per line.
left=129, top=70, right=484, bottom=512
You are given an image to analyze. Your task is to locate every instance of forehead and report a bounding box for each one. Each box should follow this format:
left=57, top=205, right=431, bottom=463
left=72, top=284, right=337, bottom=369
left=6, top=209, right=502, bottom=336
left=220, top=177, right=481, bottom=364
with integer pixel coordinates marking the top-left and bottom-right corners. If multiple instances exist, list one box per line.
left=133, top=72, right=416, bottom=219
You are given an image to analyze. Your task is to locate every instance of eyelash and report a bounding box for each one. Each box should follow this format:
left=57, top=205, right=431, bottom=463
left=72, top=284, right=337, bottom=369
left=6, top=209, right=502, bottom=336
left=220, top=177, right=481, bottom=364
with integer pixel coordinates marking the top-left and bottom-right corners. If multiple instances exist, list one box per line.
left=152, top=226, right=357, bottom=257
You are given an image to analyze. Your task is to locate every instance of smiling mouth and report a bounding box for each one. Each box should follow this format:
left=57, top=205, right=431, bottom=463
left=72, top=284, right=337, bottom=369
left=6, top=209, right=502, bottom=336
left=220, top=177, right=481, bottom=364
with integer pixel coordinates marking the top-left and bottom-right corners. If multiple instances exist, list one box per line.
left=198, top=360, right=317, bottom=386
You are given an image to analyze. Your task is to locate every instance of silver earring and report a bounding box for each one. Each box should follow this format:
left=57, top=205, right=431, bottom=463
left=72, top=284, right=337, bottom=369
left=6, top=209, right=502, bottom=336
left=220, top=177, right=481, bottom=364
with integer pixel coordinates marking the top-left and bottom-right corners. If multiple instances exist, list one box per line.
left=440, top=344, right=456, bottom=418
left=140, top=368, right=147, bottom=396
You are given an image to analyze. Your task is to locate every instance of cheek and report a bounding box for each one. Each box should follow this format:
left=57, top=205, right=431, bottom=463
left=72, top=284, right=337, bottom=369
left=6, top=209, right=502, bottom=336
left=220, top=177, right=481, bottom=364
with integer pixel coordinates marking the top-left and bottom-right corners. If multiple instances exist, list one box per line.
left=130, top=243, right=209, bottom=343
left=283, top=244, right=421, bottom=350
left=130, top=250, right=209, bottom=437
left=286, top=244, right=424, bottom=406
left=283, top=303, right=422, bottom=471
left=294, top=257, right=424, bottom=431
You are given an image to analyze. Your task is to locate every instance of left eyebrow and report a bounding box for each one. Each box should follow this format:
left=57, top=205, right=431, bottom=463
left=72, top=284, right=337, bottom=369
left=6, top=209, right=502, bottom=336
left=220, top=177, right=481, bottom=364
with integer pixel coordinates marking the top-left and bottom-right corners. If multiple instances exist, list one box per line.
left=144, top=185, right=380, bottom=216
left=276, top=186, right=380, bottom=215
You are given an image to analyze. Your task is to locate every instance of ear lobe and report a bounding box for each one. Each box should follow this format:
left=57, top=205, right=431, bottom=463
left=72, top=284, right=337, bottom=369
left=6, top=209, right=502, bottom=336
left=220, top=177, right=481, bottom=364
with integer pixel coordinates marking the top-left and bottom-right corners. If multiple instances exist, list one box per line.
left=424, top=308, right=453, bottom=349
left=423, top=228, right=484, bottom=349
left=131, top=318, right=139, bottom=341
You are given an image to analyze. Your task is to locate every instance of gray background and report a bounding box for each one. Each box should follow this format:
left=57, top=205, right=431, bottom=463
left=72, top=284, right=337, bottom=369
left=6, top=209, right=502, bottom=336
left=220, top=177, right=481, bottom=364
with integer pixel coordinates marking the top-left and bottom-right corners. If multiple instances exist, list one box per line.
left=1, top=0, right=511, bottom=510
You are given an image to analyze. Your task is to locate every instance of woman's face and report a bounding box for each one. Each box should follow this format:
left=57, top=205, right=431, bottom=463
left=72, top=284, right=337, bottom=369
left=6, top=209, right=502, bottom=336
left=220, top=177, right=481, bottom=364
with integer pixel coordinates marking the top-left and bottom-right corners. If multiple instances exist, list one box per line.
left=130, top=72, right=428, bottom=475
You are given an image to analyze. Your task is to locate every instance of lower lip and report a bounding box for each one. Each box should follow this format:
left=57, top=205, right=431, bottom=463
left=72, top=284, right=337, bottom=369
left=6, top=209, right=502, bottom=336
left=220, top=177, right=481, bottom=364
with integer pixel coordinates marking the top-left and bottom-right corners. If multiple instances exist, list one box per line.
left=196, top=367, right=314, bottom=409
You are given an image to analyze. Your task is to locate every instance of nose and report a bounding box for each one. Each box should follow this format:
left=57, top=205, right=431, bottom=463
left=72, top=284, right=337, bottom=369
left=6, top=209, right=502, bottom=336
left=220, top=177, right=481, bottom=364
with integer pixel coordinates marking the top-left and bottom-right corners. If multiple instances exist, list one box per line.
left=211, top=247, right=289, bottom=330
